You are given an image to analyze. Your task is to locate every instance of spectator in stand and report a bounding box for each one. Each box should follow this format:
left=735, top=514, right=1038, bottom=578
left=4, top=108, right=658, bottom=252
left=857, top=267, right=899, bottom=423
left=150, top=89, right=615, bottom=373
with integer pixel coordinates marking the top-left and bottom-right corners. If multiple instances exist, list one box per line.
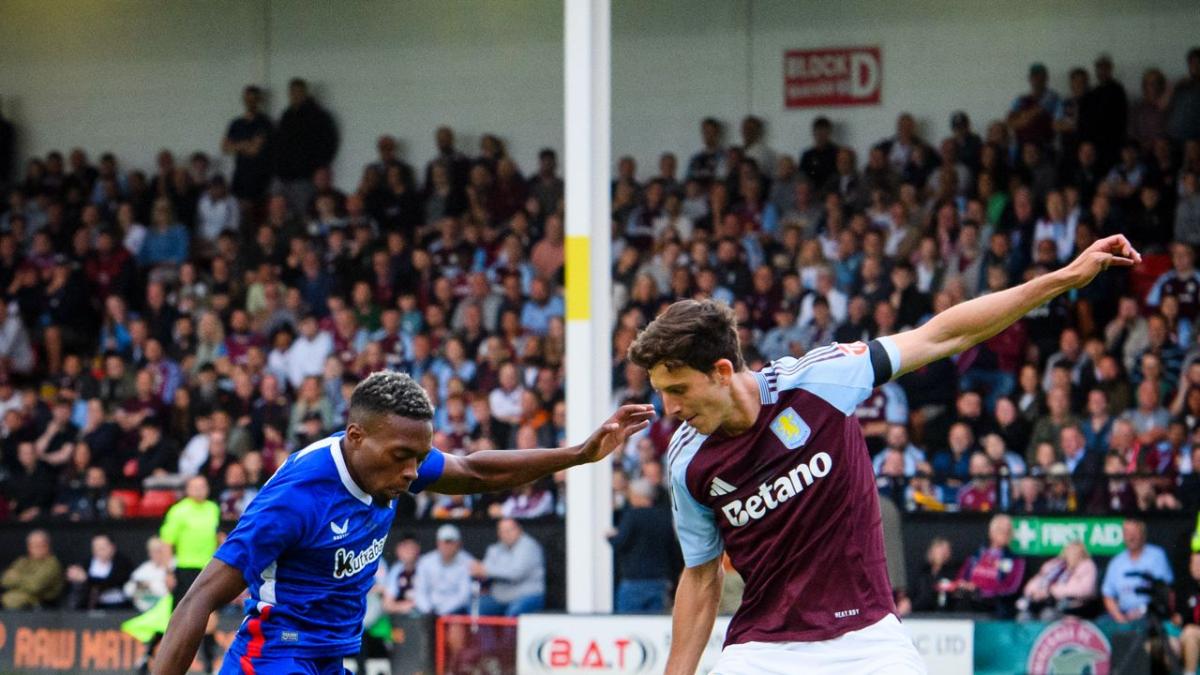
left=218, top=461, right=258, bottom=521
left=1079, top=54, right=1129, bottom=171
left=9, top=441, right=55, bottom=521
left=1098, top=519, right=1173, bottom=635
left=950, top=111, right=983, bottom=174
left=0, top=300, right=35, bottom=376
left=473, top=518, right=545, bottom=616
left=138, top=198, right=188, bottom=269
left=1124, top=380, right=1170, bottom=447
left=53, top=465, right=110, bottom=522
left=951, top=514, right=1026, bottom=617
left=497, top=481, right=555, bottom=519
left=274, top=78, right=339, bottom=217
left=382, top=534, right=421, bottom=615
left=799, top=116, right=839, bottom=189
left=608, top=478, right=677, bottom=613
left=221, top=85, right=274, bottom=202
left=1, top=529, right=63, bottom=609
left=1008, top=63, right=1060, bottom=150
left=1020, top=540, right=1098, bottom=618
left=195, top=176, right=239, bottom=254
left=424, top=126, right=472, bottom=191
left=65, top=533, right=132, bottom=610
left=933, top=421, right=976, bottom=494
left=957, top=452, right=997, bottom=512
left=910, top=538, right=956, bottom=612
left=686, top=118, right=726, bottom=183
left=1058, top=424, right=1103, bottom=510
left=1028, top=387, right=1079, bottom=464
left=1128, top=68, right=1170, bottom=150
left=124, top=537, right=174, bottom=613
left=876, top=112, right=934, bottom=177
left=413, top=524, right=475, bottom=616
left=1167, top=47, right=1200, bottom=143
left=757, top=301, right=804, bottom=362
left=521, top=277, right=565, bottom=337
left=872, top=424, right=925, bottom=476
left=1147, top=242, right=1200, bottom=320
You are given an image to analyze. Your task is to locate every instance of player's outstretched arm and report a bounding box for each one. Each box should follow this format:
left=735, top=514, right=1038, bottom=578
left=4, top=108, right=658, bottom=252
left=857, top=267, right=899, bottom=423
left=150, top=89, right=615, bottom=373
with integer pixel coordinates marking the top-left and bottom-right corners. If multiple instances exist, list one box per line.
left=889, top=234, right=1140, bottom=377
left=152, top=559, right=246, bottom=675
left=664, top=556, right=723, bottom=675
left=429, top=403, right=655, bottom=494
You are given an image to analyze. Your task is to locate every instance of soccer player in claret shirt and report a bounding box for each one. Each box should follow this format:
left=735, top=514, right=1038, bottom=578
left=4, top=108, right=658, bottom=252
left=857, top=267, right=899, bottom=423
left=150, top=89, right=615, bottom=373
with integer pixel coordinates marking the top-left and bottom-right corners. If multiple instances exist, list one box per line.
left=152, top=371, right=653, bottom=675
left=628, top=235, right=1140, bottom=674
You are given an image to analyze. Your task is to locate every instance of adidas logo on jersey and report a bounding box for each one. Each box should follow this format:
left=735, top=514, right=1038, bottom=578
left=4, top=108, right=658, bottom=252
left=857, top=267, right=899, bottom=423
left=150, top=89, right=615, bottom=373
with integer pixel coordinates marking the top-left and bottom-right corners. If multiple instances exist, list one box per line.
left=333, top=536, right=387, bottom=579
left=708, top=477, right=738, bottom=496
left=720, top=452, right=833, bottom=527
left=330, top=519, right=349, bottom=540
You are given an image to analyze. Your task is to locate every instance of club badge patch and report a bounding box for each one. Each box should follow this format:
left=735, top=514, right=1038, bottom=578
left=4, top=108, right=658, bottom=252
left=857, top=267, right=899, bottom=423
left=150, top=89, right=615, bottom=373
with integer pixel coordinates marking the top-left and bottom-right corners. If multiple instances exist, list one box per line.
left=770, top=408, right=811, bottom=449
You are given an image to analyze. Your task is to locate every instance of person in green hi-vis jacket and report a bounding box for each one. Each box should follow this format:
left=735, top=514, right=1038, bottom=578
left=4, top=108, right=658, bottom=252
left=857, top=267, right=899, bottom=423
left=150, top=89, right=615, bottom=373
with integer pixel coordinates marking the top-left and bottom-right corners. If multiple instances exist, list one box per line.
left=1192, top=512, right=1200, bottom=553
left=139, top=475, right=221, bottom=674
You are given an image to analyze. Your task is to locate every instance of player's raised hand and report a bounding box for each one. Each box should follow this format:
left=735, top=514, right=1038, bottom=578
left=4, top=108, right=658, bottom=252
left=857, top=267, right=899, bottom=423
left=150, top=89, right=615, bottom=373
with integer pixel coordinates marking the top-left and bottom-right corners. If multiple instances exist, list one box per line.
left=577, top=404, right=656, bottom=463
left=1062, top=234, right=1141, bottom=290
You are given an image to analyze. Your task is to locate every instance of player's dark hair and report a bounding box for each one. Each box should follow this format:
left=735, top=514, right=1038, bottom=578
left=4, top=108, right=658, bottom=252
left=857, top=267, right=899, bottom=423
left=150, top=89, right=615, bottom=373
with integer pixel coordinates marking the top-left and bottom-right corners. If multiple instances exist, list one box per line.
left=349, top=371, right=434, bottom=422
left=628, top=299, right=745, bottom=374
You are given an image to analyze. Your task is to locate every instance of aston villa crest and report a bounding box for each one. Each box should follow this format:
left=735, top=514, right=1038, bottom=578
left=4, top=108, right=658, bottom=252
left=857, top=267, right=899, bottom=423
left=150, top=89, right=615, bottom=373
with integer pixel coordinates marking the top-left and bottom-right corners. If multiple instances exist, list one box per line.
left=770, top=408, right=811, bottom=449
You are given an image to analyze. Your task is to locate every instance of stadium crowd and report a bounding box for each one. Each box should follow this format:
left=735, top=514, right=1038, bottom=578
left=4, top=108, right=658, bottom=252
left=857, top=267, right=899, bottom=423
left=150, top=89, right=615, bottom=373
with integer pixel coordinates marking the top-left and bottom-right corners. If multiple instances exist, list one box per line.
left=1, top=47, right=1200, bottom=628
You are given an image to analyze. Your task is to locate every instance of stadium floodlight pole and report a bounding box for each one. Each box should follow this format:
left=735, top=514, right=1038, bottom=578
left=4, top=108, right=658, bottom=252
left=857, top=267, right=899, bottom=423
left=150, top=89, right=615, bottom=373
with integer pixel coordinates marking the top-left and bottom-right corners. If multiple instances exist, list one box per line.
left=564, top=0, right=613, bottom=613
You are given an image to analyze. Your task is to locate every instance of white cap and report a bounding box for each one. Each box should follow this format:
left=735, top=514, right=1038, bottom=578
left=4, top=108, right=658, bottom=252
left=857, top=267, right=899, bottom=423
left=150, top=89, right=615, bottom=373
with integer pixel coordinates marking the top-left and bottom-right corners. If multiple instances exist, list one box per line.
left=436, top=524, right=461, bottom=542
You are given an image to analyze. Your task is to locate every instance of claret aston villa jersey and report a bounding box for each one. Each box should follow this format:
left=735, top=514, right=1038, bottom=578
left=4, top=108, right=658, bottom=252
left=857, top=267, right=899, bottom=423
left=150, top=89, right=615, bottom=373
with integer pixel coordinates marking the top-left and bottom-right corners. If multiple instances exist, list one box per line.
left=668, top=339, right=901, bottom=646
left=215, top=432, right=444, bottom=659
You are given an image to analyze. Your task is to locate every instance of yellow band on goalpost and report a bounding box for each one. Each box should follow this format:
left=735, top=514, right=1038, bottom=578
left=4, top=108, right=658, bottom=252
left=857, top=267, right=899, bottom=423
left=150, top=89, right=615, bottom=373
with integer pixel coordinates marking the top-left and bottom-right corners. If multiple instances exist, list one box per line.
left=566, top=235, right=590, bottom=320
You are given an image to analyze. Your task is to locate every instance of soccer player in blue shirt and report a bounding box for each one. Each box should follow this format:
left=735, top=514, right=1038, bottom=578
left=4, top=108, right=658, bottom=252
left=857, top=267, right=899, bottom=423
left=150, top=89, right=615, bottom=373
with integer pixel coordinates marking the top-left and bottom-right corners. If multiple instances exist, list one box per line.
left=153, top=371, right=653, bottom=674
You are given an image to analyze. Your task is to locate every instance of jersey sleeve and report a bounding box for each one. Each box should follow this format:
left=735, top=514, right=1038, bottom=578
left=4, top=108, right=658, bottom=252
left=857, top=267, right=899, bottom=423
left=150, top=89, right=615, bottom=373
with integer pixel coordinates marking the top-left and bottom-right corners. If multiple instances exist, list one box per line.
left=407, top=447, right=446, bottom=494
left=213, top=480, right=312, bottom=588
left=772, top=338, right=901, bottom=415
left=669, top=465, right=723, bottom=568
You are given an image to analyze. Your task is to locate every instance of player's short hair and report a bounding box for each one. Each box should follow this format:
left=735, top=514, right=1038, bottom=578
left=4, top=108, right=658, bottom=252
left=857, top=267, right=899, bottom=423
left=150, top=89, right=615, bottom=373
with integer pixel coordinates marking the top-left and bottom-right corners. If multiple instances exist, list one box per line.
left=628, top=299, right=745, bottom=374
left=349, top=371, right=434, bottom=423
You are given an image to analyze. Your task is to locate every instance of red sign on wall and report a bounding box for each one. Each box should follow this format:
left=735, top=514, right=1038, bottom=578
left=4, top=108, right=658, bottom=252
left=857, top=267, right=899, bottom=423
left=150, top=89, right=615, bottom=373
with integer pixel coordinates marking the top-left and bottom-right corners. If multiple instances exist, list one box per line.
left=784, top=47, right=882, bottom=108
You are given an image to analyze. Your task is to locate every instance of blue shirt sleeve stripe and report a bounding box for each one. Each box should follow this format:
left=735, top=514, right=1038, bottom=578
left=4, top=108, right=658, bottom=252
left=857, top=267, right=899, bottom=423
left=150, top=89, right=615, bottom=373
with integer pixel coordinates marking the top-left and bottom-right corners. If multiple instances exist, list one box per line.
left=408, top=448, right=446, bottom=494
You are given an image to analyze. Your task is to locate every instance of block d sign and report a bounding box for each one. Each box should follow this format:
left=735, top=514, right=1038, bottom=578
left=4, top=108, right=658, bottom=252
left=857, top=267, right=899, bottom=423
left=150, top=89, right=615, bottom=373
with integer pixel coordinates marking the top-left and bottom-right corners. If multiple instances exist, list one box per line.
left=784, top=47, right=881, bottom=108
left=1010, top=517, right=1126, bottom=557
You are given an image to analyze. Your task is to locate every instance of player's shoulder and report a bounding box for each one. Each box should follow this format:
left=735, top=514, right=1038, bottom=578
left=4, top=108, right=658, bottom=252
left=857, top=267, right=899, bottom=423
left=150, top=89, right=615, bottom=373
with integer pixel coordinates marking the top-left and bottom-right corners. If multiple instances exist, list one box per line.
left=263, top=433, right=343, bottom=490
left=767, top=342, right=867, bottom=372
left=764, top=342, right=869, bottom=387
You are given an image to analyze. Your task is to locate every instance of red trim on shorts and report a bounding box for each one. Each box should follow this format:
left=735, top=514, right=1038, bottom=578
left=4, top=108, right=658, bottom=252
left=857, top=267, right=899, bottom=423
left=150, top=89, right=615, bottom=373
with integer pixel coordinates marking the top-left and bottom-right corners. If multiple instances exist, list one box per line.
left=239, top=604, right=272, bottom=674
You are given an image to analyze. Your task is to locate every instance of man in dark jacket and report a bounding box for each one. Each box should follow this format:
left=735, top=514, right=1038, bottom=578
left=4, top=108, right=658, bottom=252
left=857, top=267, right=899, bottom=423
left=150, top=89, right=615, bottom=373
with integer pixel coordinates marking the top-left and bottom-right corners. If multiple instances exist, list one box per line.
left=65, top=534, right=133, bottom=610
left=1078, top=54, right=1128, bottom=172
left=608, top=478, right=679, bottom=613
left=274, top=78, right=339, bottom=217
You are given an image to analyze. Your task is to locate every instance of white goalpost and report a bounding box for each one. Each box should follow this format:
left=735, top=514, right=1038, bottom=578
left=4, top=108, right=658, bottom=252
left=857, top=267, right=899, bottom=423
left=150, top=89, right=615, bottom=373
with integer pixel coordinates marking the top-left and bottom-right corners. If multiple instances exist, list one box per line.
left=563, top=0, right=614, bottom=613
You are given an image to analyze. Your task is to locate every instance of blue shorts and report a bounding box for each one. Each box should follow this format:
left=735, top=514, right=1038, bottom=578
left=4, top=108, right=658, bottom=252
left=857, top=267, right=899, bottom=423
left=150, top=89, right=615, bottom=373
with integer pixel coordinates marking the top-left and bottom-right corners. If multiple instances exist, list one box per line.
left=219, top=647, right=348, bottom=675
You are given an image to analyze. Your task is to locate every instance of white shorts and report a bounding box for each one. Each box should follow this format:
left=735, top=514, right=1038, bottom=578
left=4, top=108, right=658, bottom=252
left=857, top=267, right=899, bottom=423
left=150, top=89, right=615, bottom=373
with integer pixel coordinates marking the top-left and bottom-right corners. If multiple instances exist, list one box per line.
left=709, top=614, right=927, bottom=675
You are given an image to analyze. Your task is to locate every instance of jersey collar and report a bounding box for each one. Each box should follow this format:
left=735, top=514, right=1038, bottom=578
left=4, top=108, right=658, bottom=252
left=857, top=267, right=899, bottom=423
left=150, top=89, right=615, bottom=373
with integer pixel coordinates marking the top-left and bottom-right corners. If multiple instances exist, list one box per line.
left=752, top=369, right=776, bottom=404
left=330, top=435, right=373, bottom=506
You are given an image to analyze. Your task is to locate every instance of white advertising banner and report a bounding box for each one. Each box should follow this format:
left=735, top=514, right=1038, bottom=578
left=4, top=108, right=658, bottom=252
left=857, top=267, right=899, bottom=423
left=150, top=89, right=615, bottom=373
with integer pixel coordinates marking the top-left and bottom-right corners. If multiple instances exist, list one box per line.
left=517, top=615, right=972, bottom=674
left=518, top=615, right=730, bottom=674
left=906, top=619, right=974, bottom=675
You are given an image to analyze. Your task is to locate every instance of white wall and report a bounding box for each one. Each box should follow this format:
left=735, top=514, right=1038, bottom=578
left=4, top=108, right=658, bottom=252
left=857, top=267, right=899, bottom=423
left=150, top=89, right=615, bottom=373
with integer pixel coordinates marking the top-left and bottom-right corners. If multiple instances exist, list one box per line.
left=741, top=0, right=1200, bottom=166
left=0, top=0, right=564, bottom=189
left=1, top=0, right=1196, bottom=190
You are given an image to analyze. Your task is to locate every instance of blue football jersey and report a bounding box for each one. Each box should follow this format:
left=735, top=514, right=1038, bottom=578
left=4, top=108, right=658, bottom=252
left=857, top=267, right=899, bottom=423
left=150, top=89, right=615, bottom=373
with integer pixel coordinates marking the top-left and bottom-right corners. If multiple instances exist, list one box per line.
left=215, top=432, right=445, bottom=658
